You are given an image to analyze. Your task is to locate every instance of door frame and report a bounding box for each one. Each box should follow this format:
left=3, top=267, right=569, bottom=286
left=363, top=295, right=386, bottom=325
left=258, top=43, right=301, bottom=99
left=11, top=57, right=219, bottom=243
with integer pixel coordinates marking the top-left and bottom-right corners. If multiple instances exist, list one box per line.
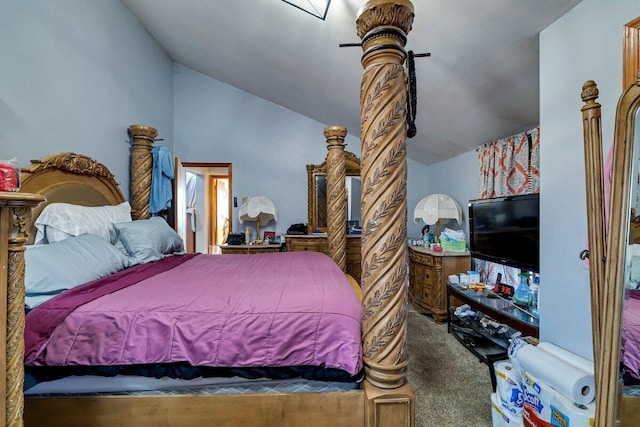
left=174, top=160, right=232, bottom=253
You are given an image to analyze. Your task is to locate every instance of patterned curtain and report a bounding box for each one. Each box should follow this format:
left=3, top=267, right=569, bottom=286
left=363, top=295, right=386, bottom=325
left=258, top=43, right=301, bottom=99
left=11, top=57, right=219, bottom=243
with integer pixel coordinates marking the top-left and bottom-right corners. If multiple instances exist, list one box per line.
left=478, top=126, right=540, bottom=198
left=475, top=126, right=540, bottom=286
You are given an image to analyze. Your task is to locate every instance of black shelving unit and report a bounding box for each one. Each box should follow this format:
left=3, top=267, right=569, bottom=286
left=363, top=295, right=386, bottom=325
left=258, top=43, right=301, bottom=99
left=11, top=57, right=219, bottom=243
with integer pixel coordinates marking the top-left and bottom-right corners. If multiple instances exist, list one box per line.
left=446, top=282, right=539, bottom=392
left=448, top=310, right=509, bottom=391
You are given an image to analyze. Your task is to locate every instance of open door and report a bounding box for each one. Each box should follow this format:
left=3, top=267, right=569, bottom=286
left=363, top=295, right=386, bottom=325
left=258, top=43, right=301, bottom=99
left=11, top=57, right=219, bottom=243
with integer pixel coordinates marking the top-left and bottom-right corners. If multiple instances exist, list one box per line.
left=174, top=160, right=232, bottom=254
left=174, top=157, right=187, bottom=247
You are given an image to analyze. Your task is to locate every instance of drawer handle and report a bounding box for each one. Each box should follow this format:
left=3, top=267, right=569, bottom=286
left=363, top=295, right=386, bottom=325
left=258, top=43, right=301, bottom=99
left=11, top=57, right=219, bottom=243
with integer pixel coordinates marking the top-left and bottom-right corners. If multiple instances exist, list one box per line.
left=424, top=273, right=430, bottom=279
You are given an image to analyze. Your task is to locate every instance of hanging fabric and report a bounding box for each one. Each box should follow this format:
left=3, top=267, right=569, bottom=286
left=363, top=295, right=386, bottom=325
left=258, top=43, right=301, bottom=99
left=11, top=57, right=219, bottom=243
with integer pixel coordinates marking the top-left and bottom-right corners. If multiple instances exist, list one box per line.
left=186, top=172, right=197, bottom=232
left=477, top=126, right=539, bottom=198
left=150, top=146, right=174, bottom=215
left=405, top=50, right=417, bottom=138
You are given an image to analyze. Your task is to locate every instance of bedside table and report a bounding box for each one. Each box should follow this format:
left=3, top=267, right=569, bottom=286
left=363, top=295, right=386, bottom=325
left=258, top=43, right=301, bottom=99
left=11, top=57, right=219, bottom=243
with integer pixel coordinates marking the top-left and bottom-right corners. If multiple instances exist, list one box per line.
left=220, top=243, right=283, bottom=254
left=408, top=245, right=470, bottom=322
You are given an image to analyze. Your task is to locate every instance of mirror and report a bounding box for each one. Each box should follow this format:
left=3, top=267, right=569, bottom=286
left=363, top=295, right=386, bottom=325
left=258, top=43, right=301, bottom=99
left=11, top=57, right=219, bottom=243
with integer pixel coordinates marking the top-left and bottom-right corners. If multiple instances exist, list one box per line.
left=582, top=18, right=640, bottom=426
left=307, top=151, right=361, bottom=233
left=585, top=79, right=640, bottom=426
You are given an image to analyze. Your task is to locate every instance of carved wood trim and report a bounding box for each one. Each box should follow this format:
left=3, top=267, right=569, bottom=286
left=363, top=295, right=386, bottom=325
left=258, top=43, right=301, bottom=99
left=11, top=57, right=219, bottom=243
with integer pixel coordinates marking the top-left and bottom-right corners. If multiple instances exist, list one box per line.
left=128, top=124, right=157, bottom=220
left=325, top=126, right=348, bottom=272
left=22, top=152, right=120, bottom=186
left=0, top=194, right=44, bottom=427
left=307, top=151, right=360, bottom=233
left=358, top=0, right=414, bottom=391
left=623, top=17, right=640, bottom=89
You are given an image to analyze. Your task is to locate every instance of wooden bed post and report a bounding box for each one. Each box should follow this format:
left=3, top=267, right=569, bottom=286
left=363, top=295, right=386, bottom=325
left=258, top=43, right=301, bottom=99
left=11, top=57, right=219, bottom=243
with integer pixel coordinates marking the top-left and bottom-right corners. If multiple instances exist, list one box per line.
left=128, top=124, right=157, bottom=220
left=0, top=193, right=45, bottom=427
left=356, top=1, right=415, bottom=426
left=325, top=126, right=348, bottom=271
left=580, top=80, right=604, bottom=387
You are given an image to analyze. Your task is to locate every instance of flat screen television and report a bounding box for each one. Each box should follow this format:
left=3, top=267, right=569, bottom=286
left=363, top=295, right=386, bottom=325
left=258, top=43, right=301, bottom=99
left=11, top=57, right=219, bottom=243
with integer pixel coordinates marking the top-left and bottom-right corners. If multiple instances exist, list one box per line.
left=468, top=194, right=539, bottom=272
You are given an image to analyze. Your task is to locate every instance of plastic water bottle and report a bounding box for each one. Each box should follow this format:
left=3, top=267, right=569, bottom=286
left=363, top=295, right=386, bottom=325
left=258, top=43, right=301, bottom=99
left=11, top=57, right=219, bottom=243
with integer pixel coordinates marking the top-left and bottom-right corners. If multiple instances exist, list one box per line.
left=529, top=276, right=540, bottom=309
left=514, top=273, right=530, bottom=305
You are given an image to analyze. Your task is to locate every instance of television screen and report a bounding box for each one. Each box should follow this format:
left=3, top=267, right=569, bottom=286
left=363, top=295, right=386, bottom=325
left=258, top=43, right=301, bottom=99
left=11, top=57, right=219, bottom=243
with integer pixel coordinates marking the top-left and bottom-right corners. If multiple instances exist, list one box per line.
left=468, top=194, right=539, bottom=272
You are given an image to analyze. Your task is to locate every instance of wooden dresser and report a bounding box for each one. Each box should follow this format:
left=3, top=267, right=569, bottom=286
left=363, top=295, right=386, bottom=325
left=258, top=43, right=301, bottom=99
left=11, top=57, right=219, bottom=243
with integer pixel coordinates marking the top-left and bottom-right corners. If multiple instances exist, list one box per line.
left=408, top=245, right=470, bottom=322
left=286, top=234, right=362, bottom=283
left=220, top=243, right=283, bottom=254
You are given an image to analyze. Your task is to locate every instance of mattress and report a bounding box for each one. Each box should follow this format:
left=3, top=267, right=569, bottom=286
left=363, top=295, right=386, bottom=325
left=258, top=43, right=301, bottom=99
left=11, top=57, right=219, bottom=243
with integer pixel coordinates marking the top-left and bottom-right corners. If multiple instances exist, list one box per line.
left=25, top=374, right=361, bottom=396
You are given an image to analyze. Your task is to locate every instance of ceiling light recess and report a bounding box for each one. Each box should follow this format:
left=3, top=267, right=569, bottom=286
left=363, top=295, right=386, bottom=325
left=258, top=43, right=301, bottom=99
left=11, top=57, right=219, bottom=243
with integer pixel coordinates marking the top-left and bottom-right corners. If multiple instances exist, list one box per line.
left=282, top=0, right=331, bottom=20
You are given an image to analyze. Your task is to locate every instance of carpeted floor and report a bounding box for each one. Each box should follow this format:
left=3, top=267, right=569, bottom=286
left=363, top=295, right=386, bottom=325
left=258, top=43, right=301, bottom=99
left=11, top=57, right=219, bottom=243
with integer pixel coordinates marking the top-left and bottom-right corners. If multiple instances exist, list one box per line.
left=406, top=305, right=494, bottom=427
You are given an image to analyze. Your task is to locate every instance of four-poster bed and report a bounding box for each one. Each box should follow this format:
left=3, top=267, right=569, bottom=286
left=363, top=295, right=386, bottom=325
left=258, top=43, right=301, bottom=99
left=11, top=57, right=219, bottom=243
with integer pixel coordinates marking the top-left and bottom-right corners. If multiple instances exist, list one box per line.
left=0, top=1, right=417, bottom=425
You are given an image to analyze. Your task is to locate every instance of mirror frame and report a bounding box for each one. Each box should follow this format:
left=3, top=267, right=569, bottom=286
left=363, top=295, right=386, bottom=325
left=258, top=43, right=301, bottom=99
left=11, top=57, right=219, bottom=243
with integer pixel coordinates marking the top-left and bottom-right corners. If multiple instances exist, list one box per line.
left=307, top=151, right=360, bottom=233
left=593, top=77, right=640, bottom=426
left=587, top=17, right=640, bottom=426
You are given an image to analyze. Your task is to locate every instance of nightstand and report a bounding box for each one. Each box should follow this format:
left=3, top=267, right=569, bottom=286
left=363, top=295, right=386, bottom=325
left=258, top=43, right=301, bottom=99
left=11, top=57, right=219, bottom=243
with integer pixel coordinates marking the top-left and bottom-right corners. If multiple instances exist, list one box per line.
left=220, top=243, right=283, bottom=254
left=408, top=245, right=470, bottom=322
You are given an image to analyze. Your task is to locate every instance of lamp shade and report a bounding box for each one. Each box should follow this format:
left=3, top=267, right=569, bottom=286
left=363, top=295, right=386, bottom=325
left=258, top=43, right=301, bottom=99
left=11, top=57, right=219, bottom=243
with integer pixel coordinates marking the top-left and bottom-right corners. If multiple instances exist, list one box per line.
left=239, top=196, right=278, bottom=226
left=413, top=194, right=462, bottom=225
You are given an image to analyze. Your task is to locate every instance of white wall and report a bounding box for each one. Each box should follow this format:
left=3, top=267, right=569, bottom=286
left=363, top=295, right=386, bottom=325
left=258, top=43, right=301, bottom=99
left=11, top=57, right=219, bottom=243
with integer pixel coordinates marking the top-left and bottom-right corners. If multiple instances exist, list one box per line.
left=173, top=64, right=369, bottom=235
left=539, top=0, right=639, bottom=359
left=407, top=151, right=478, bottom=240
left=424, top=150, right=479, bottom=239
left=0, top=0, right=174, bottom=198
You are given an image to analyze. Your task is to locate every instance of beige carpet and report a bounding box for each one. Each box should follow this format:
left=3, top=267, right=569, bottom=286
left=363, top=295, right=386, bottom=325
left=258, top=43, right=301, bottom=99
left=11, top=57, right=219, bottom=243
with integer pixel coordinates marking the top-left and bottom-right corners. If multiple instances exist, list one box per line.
left=406, top=305, right=494, bottom=427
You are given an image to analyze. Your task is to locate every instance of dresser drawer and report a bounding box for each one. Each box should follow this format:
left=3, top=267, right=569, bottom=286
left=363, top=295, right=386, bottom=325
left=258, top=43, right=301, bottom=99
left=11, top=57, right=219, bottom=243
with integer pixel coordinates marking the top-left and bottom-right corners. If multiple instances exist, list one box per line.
left=287, top=237, right=327, bottom=253
left=421, top=267, right=436, bottom=287
left=292, top=241, right=323, bottom=252
left=409, top=250, right=434, bottom=266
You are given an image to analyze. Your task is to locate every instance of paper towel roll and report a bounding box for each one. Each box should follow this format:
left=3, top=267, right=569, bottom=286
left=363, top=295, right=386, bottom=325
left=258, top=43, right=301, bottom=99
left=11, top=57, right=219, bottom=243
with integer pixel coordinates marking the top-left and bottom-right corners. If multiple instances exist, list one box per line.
left=537, top=342, right=594, bottom=375
left=491, top=393, right=524, bottom=427
left=494, top=360, right=523, bottom=415
left=514, top=344, right=595, bottom=405
left=548, top=387, right=595, bottom=427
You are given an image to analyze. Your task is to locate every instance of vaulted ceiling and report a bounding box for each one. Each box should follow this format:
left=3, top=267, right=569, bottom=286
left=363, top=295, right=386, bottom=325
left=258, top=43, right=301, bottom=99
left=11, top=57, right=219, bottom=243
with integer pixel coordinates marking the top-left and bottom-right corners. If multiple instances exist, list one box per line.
left=122, top=0, right=583, bottom=165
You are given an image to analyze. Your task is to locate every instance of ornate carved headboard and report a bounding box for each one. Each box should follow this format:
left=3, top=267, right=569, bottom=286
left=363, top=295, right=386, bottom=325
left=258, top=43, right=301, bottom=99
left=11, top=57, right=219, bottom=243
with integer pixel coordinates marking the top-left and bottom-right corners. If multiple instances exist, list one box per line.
left=19, top=152, right=125, bottom=243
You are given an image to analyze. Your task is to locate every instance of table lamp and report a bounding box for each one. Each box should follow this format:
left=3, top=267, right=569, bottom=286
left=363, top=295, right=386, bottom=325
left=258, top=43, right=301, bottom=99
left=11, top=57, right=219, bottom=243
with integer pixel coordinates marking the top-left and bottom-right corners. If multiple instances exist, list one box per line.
left=239, top=196, right=278, bottom=243
left=413, top=193, right=462, bottom=244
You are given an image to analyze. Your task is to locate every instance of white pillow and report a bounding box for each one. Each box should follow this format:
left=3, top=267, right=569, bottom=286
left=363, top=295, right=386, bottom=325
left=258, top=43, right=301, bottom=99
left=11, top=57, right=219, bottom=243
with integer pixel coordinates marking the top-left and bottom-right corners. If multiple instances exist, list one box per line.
left=34, top=202, right=132, bottom=245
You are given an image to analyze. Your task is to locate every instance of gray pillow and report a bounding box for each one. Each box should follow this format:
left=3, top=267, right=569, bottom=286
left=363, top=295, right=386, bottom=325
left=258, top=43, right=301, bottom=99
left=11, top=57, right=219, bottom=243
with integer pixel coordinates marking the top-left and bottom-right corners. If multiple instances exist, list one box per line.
left=114, top=217, right=184, bottom=264
left=25, top=234, right=133, bottom=309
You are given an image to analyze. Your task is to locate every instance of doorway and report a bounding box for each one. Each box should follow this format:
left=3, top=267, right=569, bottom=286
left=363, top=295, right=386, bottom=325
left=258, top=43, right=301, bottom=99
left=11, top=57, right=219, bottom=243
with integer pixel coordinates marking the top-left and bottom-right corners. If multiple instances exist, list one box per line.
left=175, top=160, right=232, bottom=254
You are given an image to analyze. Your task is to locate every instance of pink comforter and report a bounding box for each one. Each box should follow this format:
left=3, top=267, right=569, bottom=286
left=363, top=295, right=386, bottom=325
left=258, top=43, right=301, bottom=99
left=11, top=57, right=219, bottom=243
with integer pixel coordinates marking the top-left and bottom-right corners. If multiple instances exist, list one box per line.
left=25, top=252, right=362, bottom=376
left=622, top=291, right=640, bottom=380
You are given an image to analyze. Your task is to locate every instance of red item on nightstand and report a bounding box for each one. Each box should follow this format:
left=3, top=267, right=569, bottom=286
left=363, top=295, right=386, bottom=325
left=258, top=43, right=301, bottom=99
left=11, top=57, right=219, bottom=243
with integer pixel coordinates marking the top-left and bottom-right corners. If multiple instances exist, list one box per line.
left=0, top=162, right=19, bottom=191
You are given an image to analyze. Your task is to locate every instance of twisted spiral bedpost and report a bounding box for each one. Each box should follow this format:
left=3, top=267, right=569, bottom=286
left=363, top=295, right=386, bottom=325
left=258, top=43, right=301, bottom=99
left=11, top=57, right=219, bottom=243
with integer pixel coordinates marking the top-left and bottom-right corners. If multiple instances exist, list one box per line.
left=128, top=125, right=157, bottom=220
left=325, top=126, right=348, bottom=272
left=357, top=0, right=414, bottom=390
left=1, top=193, right=45, bottom=427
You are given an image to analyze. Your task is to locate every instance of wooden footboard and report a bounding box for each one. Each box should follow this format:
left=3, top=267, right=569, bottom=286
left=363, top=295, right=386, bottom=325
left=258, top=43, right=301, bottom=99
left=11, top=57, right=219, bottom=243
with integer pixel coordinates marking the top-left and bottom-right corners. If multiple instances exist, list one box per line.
left=25, top=391, right=365, bottom=427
